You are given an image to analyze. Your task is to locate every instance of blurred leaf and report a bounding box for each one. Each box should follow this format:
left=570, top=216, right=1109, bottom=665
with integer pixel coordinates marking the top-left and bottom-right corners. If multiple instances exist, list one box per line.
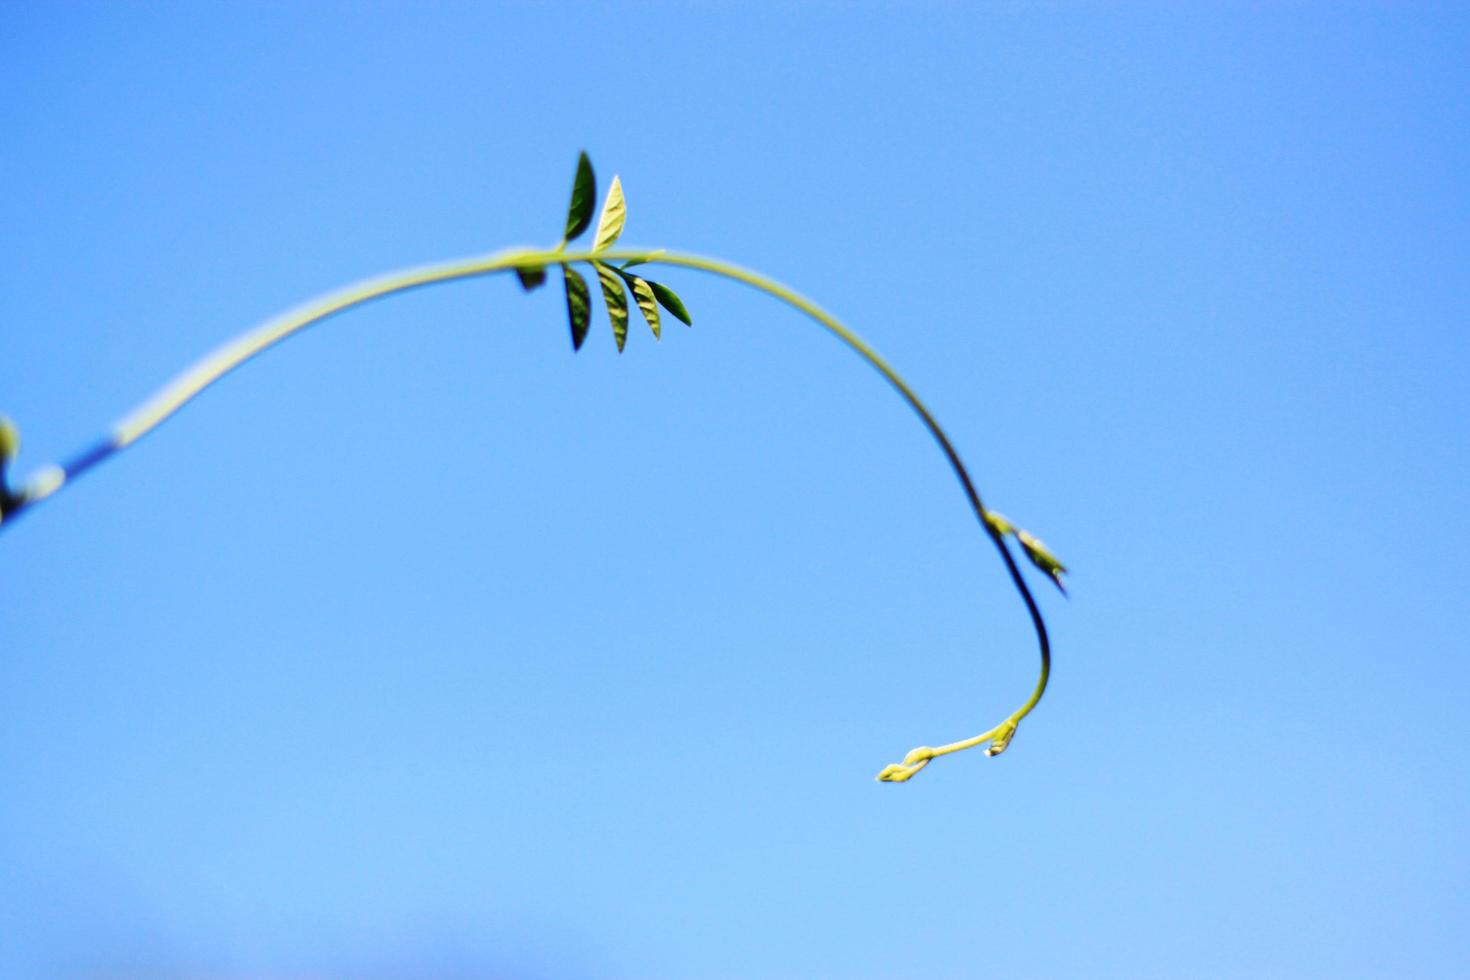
left=625, top=274, right=661, bottom=340
left=595, top=263, right=630, bottom=352
left=514, top=265, right=547, bottom=291
left=648, top=281, right=692, bottom=326
left=563, top=265, right=591, bottom=351
left=593, top=176, right=626, bottom=251
left=563, top=152, right=596, bottom=243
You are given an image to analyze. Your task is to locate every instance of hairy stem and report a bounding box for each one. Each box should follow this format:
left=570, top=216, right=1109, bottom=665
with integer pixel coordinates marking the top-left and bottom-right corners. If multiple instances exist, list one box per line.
left=0, top=245, right=1051, bottom=779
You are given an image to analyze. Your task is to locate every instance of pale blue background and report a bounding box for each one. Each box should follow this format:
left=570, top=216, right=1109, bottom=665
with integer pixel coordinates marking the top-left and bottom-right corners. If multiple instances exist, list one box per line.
left=2, top=3, right=1467, bottom=978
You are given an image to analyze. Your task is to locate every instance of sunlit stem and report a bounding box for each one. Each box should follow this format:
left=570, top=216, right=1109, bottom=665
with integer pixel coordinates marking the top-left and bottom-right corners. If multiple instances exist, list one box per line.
left=0, top=245, right=1051, bottom=782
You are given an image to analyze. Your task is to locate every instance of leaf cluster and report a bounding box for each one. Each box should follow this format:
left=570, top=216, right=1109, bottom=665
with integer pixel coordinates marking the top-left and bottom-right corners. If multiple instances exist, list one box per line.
left=517, top=152, right=692, bottom=353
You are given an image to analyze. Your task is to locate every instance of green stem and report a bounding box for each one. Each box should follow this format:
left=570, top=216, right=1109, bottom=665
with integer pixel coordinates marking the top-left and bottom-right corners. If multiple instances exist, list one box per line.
left=0, top=245, right=1051, bottom=780
left=636, top=252, right=1052, bottom=781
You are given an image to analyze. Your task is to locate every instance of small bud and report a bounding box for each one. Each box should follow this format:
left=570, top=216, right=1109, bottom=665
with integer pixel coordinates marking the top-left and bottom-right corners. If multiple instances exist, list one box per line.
left=875, top=746, right=935, bottom=782
left=1016, top=529, right=1067, bottom=594
left=27, top=465, right=65, bottom=502
left=0, top=417, right=18, bottom=465
left=983, top=510, right=1015, bottom=537
left=876, top=760, right=927, bottom=782
left=985, top=720, right=1018, bottom=757
left=0, top=417, right=19, bottom=520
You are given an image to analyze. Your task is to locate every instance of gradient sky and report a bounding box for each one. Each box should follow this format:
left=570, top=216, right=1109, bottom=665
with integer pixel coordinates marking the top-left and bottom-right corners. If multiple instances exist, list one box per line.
left=2, top=4, right=1467, bottom=978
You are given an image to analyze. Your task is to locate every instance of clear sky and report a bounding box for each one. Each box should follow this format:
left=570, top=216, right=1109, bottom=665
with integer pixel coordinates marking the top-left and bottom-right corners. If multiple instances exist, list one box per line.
left=2, top=3, right=1467, bottom=977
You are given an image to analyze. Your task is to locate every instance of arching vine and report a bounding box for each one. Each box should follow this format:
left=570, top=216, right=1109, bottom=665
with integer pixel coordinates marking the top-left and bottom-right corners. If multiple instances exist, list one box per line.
left=0, top=153, right=1067, bottom=781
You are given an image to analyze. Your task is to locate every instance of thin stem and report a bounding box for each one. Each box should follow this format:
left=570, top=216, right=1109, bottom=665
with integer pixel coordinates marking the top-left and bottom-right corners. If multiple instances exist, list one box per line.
left=611, top=251, right=1052, bottom=781
left=0, top=245, right=1051, bottom=781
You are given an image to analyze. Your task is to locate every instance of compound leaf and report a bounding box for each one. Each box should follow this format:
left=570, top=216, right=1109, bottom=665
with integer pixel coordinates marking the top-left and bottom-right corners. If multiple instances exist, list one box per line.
left=563, top=152, right=596, bottom=243
left=648, top=280, right=692, bottom=326
left=595, top=263, right=630, bottom=352
left=563, top=265, right=591, bottom=351
left=593, top=176, right=626, bottom=252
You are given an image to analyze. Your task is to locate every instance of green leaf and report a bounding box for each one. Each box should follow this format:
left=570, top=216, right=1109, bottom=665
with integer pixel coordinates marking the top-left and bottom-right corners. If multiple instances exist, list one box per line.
left=563, top=265, right=591, bottom=351
left=593, top=176, right=626, bottom=251
left=563, top=152, right=596, bottom=243
left=595, top=263, right=630, bottom=352
left=626, top=274, right=661, bottom=340
left=514, top=265, right=547, bottom=291
left=648, top=280, right=692, bottom=326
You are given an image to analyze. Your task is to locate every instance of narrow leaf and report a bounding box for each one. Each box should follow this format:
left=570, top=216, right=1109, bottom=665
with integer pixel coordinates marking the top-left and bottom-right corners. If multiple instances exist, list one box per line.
left=514, top=265, right=547, bottom=291
left=593, top=176, right=626, bottom=251
left=594, top=263, right=630, bottom=352
left=563, top=152, right=596, bottom=243
left=563, top=265, right=591, bottom=351
left=627, top=274, right=661, bottom=339
left=648, top=280, right=692, bottom=326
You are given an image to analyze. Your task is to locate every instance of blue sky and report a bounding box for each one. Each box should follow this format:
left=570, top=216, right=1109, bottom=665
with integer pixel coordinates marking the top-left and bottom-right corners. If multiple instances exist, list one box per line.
left=2, top=3, right=1467, bottom=977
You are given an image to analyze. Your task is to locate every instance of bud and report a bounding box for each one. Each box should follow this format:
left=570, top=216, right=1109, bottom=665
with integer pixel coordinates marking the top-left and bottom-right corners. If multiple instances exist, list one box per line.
left=875, top=746, right=934, bottom=782
left=0, top=417, right=18, bottom=465
left=985, top=720, right=1018, bottom=757
left=875, top=760, right=926, bottom=782
left=983, top=510, right=1015, bottom=537
left=514, top=265, right=547, bottom=291
left=1016, top=529, right=1067, bottom=594
left=0, top=417, right=18, bottom=521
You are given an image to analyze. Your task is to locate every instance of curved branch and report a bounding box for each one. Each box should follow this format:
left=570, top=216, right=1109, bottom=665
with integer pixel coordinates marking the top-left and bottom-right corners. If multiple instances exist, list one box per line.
left=0, top=245, right=1052, bottom=780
